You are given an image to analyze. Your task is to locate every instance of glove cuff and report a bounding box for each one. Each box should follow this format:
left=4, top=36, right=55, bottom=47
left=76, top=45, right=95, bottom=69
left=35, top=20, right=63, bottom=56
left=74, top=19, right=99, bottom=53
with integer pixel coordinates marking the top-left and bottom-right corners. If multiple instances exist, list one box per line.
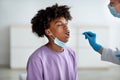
left=94, top=44, right=102, bottom=52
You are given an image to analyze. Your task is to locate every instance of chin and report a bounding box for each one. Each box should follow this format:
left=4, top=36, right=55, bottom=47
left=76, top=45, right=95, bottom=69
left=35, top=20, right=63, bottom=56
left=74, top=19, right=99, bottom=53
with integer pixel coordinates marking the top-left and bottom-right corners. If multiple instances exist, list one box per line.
left=61, top=37, right=69, bottom=42
left=64, top=39, right=69, bottom=43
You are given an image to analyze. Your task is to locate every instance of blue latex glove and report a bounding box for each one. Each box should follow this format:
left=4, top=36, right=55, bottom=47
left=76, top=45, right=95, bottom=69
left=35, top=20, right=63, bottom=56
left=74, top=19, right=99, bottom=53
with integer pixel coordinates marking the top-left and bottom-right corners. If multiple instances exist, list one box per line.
left=115, top=54, right=120, bottom=60
left=83, top=31, right=102, bottom=52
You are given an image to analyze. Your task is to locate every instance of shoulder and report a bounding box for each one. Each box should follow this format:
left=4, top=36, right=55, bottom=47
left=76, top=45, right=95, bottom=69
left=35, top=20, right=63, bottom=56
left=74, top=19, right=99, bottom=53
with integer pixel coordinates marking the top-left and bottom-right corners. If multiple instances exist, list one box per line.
left=64, top=46, right=77, bottom=63
left=28, top=45, right=47, bottom=61
left=64, top=46, right=75, bottom=52
left=64, top=46, right=76, bottom=56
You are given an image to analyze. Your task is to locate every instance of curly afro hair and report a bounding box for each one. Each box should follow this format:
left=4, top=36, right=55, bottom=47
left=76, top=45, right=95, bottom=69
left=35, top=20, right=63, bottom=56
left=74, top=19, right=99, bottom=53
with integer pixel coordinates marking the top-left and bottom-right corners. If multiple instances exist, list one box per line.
left=31, top=3, right=72, bottom=37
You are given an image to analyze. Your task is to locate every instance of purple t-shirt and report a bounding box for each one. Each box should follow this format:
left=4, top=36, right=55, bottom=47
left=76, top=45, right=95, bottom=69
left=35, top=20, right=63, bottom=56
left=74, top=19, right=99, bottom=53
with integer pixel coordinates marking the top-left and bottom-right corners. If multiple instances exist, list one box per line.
left=27, top=45, right=78, bottom=80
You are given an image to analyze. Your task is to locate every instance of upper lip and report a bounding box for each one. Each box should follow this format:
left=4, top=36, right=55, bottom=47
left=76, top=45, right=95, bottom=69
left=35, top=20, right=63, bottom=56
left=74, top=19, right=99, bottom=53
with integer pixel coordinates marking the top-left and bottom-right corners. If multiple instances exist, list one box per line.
left=65, top=30, right=70, bottom=36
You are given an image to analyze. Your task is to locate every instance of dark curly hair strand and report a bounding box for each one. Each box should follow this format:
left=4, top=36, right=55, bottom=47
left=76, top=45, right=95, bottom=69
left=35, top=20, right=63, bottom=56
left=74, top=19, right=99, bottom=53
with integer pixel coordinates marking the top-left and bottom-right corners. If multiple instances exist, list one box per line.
left=31, top=4, right=72, bottom=37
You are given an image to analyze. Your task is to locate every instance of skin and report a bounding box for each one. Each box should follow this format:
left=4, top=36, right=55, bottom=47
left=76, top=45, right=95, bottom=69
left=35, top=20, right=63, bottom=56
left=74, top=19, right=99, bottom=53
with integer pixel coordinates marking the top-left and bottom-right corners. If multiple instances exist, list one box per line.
left=110, top=0, right=120, bottom=13
left=45, top=17, right=70, bottom=52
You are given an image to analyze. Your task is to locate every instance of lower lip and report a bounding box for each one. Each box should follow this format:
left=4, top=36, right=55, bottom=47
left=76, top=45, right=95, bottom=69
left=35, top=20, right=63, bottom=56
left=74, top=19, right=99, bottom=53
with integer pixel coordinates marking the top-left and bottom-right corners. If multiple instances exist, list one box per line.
left=65, top=34, right=70, bottom=38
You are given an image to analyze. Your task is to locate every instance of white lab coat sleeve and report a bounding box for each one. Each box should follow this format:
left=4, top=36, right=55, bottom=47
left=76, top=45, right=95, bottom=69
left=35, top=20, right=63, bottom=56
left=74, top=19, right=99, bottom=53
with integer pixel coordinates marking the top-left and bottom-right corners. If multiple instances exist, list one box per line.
left=101, top=48, right=120, bottom=65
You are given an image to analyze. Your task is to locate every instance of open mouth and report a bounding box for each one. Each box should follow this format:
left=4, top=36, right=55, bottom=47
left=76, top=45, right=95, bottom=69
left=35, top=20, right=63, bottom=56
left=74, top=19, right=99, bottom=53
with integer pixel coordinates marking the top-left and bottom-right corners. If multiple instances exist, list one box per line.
left=65, top=31, right=70, bottom=38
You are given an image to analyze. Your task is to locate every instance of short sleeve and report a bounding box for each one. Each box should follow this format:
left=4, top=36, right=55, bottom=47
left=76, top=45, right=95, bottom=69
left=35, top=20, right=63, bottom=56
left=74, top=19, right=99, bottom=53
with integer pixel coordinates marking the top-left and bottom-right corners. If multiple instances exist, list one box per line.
left=26, top=57, right=44, bottom=80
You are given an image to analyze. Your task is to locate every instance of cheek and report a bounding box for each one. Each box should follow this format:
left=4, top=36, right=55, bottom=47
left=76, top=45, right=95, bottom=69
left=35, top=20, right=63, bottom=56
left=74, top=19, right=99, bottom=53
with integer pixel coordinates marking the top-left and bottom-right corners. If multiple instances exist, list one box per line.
left=56, top=28, right=64, bottom=33
left=55, top=30, right=64, bottom=38
left=117, top=4, right=120, bottom=12
left=115, top=5, right=120, bottom=12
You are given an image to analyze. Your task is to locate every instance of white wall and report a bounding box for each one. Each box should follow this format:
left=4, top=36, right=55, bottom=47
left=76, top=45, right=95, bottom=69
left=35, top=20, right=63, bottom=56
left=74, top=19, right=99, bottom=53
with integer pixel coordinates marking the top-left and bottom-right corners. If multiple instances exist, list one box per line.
left=0, top=0, right=120, bottom=67
left=110, top=23, right=120, bottom=49
left=10, top=25, right=110, bottom=69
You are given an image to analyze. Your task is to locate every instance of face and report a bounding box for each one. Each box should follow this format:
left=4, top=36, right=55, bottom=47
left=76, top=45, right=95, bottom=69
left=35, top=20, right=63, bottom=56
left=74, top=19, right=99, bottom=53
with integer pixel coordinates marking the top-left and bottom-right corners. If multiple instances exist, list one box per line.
left=110, top=0, right=119, bottom=6
left=46, top=17, right=70, bottom=43
left=110, top=0, right=120, bottom=13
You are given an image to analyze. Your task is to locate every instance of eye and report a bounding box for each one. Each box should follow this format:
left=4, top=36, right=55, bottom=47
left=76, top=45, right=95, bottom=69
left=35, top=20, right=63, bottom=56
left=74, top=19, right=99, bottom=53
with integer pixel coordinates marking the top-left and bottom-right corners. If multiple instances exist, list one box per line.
left=56, top=23, right=63, bottom=27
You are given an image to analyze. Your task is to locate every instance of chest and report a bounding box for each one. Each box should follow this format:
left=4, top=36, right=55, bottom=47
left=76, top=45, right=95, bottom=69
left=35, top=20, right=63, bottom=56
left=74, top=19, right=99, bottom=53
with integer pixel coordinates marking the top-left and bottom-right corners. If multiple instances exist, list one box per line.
left=41, top=53, right=75, bottom=80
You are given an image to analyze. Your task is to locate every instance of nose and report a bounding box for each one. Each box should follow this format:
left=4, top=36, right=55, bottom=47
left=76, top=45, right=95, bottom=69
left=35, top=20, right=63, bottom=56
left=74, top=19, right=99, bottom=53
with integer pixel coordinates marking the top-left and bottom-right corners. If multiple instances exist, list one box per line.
left=110, top=0, right=113, bottom=2
left=110, top=0, right=119, bottom=6
left=64, top=24, right=68, bottom=30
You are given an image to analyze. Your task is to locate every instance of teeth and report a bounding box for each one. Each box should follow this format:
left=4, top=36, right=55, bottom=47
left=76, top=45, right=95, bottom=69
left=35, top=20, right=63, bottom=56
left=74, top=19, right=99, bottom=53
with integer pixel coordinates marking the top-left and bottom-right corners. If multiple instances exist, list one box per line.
left=67, top=31, right=69, bottom=34
left=65, top=32, right=69, bottom=36
left=65, top=31, right=70, bottom=35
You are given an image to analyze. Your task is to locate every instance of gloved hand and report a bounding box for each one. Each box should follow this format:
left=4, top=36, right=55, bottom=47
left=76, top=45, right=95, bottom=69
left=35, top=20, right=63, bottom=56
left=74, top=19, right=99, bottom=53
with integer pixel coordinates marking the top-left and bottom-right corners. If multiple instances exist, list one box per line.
left=82, top=31, right=102, bottom=52
left=115, top=54, right=120, bottom=60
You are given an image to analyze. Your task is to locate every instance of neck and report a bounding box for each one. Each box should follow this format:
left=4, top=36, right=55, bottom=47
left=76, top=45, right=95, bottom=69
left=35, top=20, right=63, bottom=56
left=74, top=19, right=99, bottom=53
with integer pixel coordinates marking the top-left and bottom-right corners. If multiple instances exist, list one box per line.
left=46, top=42, right=64, bottom=52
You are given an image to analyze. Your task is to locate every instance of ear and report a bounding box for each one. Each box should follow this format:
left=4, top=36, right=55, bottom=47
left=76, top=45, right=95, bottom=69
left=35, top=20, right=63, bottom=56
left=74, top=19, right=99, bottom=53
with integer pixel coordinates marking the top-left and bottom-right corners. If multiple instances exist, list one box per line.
left=45, top=29, right=52, bottom=36
left=45, top=29, right=55, bottom=40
